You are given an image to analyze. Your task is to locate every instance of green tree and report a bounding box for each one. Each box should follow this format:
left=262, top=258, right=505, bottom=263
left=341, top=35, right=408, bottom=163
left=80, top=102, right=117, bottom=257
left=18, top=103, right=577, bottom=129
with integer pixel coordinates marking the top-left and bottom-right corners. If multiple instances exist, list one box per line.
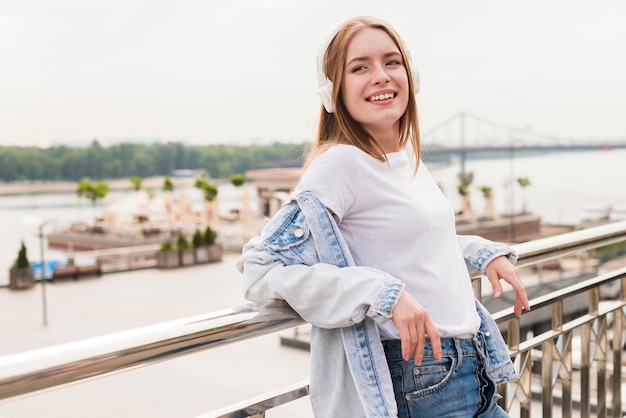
left=13, top=240, right=30, bottom=268
left=78, top=180, right=110, bottom=218
left=160, top=241, right=176, bottom=252
left=76, top=179, right=91, bottom=198
left=230, top=173, right=246, bottom=187
left=177, top=233, right=190, bottom=250
left=204, top=225, right=216, bottom=246
left=129, top=176, right=143, bottom=191
left=163, top=176, right=175, bottom=192
left=85, top=139, right=106, bottom=179
left=0, top=141, right=308, bottom=182
left=194, top=178, right=218, bottom=202
left=192, top=229, right=205, bottom=248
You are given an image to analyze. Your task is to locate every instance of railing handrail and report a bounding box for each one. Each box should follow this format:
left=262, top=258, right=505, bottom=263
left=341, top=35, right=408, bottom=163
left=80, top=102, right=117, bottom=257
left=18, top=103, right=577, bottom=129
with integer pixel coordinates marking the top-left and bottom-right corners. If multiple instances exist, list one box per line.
left=492, top=265, right=626, bottom=323
left=1, top=220, right=626, bottom=404
left=0, top=301, right=304, bottom=402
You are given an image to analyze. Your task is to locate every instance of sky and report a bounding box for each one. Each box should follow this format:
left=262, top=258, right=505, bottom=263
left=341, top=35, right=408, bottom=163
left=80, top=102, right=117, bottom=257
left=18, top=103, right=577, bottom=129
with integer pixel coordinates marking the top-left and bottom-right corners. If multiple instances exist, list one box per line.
left=1, top=0, right=625, bottom=148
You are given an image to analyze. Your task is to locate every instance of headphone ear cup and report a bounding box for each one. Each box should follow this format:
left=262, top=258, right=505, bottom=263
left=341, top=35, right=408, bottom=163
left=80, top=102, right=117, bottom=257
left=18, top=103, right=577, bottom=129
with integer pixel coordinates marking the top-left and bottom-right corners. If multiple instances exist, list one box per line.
left=412, top=66, right=420, bottom=95
left=318, top=78, right=334, bottom=113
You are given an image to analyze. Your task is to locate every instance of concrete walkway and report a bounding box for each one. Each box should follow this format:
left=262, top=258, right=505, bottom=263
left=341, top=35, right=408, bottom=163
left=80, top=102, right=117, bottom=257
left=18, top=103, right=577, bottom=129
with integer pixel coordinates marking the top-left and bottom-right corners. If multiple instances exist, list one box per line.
left=0, top=254, right=313, bottom=418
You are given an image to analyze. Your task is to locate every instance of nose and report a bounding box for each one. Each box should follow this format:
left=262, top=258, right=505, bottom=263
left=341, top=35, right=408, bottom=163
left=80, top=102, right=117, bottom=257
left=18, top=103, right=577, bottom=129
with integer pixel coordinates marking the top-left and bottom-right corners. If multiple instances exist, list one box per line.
left=371, top=64, right=390, bottom=85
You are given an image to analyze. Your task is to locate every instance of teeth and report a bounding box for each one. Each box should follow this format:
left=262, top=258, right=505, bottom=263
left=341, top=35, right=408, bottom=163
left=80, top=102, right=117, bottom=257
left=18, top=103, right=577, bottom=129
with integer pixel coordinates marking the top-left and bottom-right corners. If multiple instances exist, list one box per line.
left=370, top=93, right=394, bottom=102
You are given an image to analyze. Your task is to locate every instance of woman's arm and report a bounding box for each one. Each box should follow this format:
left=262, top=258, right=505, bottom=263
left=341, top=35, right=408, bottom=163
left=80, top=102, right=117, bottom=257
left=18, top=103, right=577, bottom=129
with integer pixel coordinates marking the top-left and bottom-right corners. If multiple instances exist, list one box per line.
left=457, top=234, right=529, bottom=316
left=236, top=236, right=405, bottom=329
left=457, top=234, right=518, bottom=273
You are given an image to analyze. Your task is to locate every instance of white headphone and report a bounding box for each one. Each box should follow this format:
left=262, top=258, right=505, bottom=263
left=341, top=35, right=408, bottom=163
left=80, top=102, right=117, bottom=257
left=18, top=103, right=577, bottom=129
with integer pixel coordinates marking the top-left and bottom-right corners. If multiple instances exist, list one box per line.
left=316, top=20, right=420, bottom=114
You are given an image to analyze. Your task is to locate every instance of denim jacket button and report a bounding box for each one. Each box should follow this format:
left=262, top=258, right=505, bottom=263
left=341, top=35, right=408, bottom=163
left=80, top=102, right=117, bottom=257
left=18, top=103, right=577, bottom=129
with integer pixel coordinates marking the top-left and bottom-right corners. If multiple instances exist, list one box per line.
left=293, top=228, right=304, bottom=238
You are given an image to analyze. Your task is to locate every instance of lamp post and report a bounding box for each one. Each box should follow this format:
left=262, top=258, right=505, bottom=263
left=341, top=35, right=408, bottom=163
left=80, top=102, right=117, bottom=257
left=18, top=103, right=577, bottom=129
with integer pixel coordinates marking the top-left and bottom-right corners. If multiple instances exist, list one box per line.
left=508, top=126, right=532, bottom=243
left=509, top=142, right=516, bottom=242
left=39, top=219, right=55, bottom=326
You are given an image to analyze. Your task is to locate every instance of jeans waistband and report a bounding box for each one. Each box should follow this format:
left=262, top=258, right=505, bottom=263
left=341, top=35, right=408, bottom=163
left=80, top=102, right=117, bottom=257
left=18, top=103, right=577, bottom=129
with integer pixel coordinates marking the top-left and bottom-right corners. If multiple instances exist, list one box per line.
left=382, top=333, right=485, bottom=361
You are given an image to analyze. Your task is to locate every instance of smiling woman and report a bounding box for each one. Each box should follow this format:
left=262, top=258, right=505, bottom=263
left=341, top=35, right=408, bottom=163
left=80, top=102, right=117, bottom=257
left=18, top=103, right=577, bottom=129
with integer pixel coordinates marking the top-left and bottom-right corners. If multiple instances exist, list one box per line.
left=236, top=15, right=529, bottom=418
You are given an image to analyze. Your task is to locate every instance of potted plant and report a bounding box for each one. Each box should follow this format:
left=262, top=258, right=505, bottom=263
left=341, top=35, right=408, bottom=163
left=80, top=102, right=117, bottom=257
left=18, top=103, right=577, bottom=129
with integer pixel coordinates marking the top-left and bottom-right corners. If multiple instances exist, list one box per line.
left=204, top=225, right=222, bottom=262
left=9, top=241, right=35, bottom=290
left=157, top=241, right=179, bottom=268
left=517, top=177, right=531, bottom=214
left=457, top=172, right=474, bottom=222
left=192, top=229, right=210, bottom=264
left=478, top=185, right=496, bottom=220
left=177, top=233, right=195, bottom=266
left=194, top=178, right=219, bottom=225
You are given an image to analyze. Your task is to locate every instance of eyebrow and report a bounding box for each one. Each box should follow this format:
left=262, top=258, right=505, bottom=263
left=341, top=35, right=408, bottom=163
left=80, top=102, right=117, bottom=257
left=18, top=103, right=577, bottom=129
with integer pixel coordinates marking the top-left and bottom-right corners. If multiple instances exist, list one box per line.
left=346, top=51, right=402, bottom=67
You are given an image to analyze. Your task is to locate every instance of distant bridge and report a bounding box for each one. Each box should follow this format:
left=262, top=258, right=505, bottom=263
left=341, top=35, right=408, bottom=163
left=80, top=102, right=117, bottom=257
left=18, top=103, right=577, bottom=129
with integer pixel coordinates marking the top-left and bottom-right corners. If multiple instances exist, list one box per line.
left=420, top=112, right=626, bottom=174
left=421, top=112, right=626, bottom=150
left=423, top=142, right=626, bottom=155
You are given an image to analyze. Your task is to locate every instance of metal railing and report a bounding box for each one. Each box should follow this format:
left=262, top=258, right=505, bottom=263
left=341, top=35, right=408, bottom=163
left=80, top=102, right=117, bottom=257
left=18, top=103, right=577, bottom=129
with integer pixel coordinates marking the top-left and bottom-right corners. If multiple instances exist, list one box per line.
left=1, top=220, right=626, bottom=417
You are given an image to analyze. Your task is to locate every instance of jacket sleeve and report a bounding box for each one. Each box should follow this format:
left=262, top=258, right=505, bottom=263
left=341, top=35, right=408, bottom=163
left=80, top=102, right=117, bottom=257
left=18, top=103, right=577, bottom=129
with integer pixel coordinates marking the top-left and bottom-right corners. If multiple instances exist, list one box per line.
left=236, top=236, right=405, bottom=329
left=457, top=234, right=518, bottom=274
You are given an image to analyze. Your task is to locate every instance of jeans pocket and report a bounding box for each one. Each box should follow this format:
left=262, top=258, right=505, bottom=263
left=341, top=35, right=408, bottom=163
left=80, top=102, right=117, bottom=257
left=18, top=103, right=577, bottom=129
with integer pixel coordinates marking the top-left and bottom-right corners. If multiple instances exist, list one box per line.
left=407, top=356, right=454, bottom=399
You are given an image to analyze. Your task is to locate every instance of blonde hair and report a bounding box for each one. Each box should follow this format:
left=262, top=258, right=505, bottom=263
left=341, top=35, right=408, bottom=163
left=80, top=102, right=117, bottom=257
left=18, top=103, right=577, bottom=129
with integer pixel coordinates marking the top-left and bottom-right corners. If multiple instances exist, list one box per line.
left=304, top=16, right=421, bottom=171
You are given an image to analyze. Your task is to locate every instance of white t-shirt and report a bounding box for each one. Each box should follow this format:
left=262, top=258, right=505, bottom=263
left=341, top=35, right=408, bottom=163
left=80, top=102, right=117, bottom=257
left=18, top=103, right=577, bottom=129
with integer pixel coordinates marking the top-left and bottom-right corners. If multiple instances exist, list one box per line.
left=298, top=144, right=480, bottom=339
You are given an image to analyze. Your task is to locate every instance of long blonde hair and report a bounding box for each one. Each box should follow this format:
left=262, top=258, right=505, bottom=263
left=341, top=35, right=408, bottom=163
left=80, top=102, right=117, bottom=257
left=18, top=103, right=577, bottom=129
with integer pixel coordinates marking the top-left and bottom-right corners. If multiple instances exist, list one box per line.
left=303, top=16, right=421, bottom=171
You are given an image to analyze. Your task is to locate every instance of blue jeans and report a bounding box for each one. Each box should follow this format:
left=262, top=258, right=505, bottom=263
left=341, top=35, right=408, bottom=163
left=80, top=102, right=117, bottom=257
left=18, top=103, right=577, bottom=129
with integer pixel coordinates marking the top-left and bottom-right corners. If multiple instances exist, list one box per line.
left=383, top=333, right=510, bottom=418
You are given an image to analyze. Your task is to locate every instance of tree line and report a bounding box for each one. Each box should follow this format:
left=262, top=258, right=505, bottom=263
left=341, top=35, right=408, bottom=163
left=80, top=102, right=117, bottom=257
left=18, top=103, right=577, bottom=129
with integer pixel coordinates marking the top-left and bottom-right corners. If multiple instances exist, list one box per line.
left=0, top=140, right=309, bottom=182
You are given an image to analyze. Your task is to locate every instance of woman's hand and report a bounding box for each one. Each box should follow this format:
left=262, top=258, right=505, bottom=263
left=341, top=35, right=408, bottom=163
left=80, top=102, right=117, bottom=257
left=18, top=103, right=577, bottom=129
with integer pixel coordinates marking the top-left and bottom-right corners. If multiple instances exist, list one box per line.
left=484, top=256, right=530, bottom=316
left=391, top=291, right=442, bottom=365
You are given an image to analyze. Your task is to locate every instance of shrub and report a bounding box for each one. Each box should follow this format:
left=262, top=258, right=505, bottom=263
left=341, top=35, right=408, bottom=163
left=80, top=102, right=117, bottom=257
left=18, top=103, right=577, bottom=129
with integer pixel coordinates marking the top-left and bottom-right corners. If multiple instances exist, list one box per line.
left=192, top=229, right=205, bottom=247
left=14, top=241, right=30, bottom=269
left=160, top=241, right=176, bottom=252
left=230, top=173, right=246, bottom=187
left=204, top=225, right=216, bottom=246
left=177, top=234, right=190, bottom=250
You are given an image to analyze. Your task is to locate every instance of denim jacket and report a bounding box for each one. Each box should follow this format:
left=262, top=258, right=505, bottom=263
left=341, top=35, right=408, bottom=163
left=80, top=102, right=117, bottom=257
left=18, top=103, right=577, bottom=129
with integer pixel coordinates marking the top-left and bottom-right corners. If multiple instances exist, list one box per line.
left=237, top=190, right=517, bottom=418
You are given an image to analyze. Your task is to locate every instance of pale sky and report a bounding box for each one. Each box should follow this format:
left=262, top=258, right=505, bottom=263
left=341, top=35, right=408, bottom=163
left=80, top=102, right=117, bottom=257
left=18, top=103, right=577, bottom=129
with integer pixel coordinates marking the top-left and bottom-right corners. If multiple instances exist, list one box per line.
left=1, top=0, right=625, bottom=148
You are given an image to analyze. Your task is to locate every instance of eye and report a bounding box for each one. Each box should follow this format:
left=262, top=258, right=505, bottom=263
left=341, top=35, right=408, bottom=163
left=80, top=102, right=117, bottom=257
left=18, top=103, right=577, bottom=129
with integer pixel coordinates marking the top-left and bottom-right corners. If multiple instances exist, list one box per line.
left=386, top=59, right=402, bottom=67
left=351, top=65, right=367, bottom=73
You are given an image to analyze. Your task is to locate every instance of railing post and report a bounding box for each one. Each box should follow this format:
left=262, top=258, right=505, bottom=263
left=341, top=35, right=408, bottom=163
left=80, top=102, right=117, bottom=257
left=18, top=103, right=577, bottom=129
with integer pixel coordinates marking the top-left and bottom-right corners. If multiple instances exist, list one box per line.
left=560, top=331, right=573, bottom=418
left=611, top=306, right=623, bottom=417
left=541, top=339, right=553, bottom=418
left=551, top=299, right=574, bottom=418
left=498, top=317, right=520, bottom=411
left=580, top=322, right=591, bottom=418
left=588, top=288, right=609, bottom=418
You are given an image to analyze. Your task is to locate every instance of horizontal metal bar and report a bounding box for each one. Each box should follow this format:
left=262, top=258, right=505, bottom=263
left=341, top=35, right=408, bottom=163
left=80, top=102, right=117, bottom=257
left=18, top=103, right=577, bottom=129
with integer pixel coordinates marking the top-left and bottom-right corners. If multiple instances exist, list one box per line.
left=0, top=300, right=303, bottom=401
left=492, top=266, right=626, bottom=324
left=197, top=379, right=310, bottom=418
left=513, top=220, right=626, bottom=268
left=0, top=220, right=625, bottom=403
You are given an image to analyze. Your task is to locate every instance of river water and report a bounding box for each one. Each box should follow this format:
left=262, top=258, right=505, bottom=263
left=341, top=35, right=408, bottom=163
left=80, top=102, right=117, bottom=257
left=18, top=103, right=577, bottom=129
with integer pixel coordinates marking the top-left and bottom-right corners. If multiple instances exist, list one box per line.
left=1, top=149, right=624, bottom=285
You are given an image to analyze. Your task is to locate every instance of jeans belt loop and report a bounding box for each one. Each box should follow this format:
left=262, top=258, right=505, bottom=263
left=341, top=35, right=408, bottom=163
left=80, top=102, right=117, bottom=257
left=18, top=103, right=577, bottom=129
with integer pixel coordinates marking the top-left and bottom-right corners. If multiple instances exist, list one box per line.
left=454, top=338, right=463, bottom=371
left=473, top=332, right=487, bottom=363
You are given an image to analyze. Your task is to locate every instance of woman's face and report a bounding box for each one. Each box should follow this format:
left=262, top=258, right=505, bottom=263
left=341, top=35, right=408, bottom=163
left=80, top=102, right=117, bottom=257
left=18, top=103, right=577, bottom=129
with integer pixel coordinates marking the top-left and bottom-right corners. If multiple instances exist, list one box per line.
left=341, top=28, right=409, bottom=139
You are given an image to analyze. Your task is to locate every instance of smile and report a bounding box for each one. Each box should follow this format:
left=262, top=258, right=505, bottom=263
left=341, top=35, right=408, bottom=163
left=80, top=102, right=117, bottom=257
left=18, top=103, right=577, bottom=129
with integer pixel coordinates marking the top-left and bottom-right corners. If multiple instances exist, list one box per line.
left=367, top=92, right=397, bottom=102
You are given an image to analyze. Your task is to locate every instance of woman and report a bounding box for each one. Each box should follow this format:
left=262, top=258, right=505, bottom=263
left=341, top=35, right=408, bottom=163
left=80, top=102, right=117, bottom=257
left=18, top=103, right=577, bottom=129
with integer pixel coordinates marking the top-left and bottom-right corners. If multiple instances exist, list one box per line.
left=237, top=16, right=530, bottom=417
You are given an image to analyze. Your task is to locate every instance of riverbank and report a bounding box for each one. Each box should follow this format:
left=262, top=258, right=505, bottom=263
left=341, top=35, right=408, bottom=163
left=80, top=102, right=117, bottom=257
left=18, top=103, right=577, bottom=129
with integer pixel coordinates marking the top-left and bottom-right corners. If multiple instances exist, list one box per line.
left=0, top=176, right=197, bottom=196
